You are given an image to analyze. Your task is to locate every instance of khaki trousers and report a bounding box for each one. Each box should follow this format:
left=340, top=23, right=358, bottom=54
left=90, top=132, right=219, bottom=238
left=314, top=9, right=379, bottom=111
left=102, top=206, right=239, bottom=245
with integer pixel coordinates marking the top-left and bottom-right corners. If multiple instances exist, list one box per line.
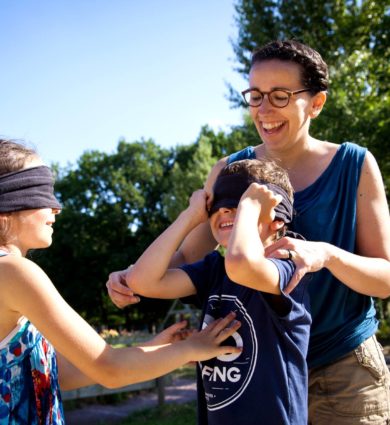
left=309, top=335, right=390, bottom=424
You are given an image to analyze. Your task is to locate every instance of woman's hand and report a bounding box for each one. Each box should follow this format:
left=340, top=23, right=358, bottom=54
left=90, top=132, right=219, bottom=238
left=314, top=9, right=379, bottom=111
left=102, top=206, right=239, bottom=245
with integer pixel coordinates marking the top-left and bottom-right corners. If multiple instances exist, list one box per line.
left=265, top=237, right=332, bottom=294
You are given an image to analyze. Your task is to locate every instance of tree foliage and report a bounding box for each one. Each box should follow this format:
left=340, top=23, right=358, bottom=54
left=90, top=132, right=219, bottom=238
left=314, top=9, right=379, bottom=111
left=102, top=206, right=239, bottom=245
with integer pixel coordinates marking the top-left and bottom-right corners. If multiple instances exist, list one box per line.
left=35, top=1, right=390, bottom=329
left=230, top=0, right=390, bottom=331
left=230, top=0, right=390, bottom=187
left=36, top=140, right=174, bottom=329
left=35, top=132, right=249, bottom=328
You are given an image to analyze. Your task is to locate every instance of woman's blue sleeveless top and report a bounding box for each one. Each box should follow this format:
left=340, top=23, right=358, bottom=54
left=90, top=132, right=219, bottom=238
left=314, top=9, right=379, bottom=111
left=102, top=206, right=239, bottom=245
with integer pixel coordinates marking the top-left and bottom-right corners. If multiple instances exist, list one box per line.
left=228, top=142, right=377, bottom=367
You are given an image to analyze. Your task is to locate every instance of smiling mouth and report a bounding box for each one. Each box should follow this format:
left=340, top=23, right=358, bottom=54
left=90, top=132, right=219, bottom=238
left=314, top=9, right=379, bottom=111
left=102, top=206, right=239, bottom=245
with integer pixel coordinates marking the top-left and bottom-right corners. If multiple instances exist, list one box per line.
left=262, top=121, right=285, bottom=133
left=220, top=221, right=234, bottom=229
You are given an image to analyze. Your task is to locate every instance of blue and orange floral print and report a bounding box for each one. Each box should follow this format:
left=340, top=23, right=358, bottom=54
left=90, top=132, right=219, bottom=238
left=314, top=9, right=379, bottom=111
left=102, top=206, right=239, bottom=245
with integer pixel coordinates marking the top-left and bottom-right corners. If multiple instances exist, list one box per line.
left=0, top=318, right=65, bottom=424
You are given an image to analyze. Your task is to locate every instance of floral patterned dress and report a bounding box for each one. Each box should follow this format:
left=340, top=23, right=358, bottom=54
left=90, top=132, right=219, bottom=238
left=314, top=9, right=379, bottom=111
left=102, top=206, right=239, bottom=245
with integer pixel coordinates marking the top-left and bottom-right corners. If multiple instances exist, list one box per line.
left=0, top=255, right=65, bottom=424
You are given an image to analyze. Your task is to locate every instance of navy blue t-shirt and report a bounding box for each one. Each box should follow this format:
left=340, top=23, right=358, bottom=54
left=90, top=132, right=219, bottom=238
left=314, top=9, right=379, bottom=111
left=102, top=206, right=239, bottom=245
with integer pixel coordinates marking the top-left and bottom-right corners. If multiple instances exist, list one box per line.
left=181, top=251, right=311, bottom=425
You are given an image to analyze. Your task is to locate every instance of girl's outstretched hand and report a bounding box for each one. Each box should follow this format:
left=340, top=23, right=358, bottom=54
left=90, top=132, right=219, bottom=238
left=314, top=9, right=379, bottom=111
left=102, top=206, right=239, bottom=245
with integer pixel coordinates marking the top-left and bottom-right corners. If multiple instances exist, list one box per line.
left=185, top=312, right=242, bottom=362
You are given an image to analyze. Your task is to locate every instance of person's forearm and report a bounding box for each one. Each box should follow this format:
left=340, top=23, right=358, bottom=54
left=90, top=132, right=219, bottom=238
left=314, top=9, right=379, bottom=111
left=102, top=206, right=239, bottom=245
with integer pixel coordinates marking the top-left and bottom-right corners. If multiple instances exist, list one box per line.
left=168, top=221, right=218, bottom=267
left=325, top=243, right=390, bottom=298
left=58, top=353, right=96, bottom=390
left=61, top=345, right=186, bottom=390
left=228, top=204, right=264, bottom=261
left=54, top=310, right=196, bottom=391
left=225, top=203, right=280, bottom=293
left=129, top=210, right=199, bottom=294
left=93, top=312, right=240, bottom=388
left=95, top=342, right=193, bottom=389
left=55, top=310, right=193, bottom=389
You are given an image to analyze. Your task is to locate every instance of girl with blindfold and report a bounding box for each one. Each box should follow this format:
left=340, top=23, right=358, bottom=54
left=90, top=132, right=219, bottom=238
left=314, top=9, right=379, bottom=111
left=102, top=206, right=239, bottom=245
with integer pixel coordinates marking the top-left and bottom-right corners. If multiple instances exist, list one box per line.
left=0, top=139, right=241, bottom=424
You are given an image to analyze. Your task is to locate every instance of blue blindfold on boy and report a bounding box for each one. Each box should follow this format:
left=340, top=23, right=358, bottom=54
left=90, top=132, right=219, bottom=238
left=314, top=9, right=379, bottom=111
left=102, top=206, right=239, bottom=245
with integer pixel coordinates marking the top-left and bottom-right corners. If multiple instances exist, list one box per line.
left=208, top=173, right=293, bottom=223
left=0, top=166, right=62, bottom=213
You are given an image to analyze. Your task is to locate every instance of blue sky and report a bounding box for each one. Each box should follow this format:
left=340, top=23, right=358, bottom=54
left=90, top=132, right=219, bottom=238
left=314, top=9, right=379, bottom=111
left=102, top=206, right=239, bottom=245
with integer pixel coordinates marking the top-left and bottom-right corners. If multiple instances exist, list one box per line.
left=1, top=1, right=247, bottom=167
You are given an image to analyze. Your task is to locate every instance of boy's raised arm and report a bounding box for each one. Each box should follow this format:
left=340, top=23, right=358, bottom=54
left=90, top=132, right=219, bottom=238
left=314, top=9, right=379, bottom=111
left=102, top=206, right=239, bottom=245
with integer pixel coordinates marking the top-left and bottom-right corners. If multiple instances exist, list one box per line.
left=128, top=189, right=210, bottom=299
left=225, top=183, right=283, bottom=295
left=107, top=163, right=226, bottom=308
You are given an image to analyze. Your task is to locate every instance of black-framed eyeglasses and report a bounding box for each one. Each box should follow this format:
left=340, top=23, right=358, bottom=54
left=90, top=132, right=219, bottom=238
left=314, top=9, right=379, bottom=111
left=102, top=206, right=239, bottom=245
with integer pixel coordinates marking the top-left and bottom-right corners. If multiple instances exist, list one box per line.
left=241, top=88, right=312, bottom=108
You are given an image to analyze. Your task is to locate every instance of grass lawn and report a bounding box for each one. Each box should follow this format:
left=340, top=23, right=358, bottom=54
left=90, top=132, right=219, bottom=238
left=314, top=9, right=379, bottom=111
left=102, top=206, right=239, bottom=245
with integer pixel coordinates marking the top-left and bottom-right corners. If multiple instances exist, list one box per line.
left=118, top=401, right=197, bottom=425
left=172, top=363, right=196, bottom=379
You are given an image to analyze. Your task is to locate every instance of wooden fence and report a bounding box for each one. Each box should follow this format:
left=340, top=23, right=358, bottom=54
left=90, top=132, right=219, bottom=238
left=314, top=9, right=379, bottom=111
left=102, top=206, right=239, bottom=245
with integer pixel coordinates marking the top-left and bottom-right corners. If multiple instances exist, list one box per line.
left=62, top=375, right=170, bottom=405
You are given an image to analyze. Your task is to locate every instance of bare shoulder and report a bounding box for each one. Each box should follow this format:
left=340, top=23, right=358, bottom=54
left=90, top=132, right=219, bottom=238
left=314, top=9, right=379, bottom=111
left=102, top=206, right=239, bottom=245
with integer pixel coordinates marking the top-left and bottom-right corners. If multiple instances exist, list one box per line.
left=0, top=255, right=44, bottom=279
left=0, top=256, right=48, bottom=298
left=361, top=149, right=381, bottom=175
left=359, top=150, right=386, bottom=198
left=356, top=154, right=390, bottom=259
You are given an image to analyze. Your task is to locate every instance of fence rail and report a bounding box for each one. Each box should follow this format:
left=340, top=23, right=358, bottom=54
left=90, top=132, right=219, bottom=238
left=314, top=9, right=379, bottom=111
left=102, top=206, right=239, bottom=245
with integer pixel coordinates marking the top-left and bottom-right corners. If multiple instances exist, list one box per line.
left=62, top=375, right=170, bottom=402
left=63, top=356, right=390, bottom=402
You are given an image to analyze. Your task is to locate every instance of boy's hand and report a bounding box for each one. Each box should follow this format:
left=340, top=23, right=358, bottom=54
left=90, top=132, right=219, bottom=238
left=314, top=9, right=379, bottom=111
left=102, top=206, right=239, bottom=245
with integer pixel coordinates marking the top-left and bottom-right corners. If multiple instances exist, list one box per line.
left=185, top=312, right=242, bottom=362
left=185, top=189, right=209, bottom=225
left=106, top=268, right=141, bottom=309
left=240, top=183, right=283, bottom=223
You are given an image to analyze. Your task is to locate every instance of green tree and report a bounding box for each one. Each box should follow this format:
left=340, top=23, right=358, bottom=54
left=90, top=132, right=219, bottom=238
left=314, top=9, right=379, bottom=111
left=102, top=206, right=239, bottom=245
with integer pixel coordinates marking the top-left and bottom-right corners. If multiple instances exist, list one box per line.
left=229, top=0, right=390, bottom=334
left=36, top=139, right=174, bottom=329
left=36, top=129, right=255, bottom=329
left=230, top=0, right=390, bottom=186
left=162, top=135, right=215, bottom=221
left=162, top=124, right=259, bottom=221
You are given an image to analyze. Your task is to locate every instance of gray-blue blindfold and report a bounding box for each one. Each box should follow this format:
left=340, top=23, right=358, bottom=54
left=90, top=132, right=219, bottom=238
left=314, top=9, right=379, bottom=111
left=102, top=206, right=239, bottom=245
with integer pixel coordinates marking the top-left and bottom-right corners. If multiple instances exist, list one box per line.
left=209, top=173, right=293, bottom=223
left=0, top=166, right=62, bottom=213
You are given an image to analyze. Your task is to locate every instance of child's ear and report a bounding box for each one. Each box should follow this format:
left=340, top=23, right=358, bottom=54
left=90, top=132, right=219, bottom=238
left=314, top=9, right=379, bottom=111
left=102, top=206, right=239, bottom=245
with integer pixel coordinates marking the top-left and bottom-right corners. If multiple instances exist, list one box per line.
left=270, top=220, right=285, bottom=232
left=271, top=220, right=286, bottom=240
left=310, top=91, right=327, bottom=119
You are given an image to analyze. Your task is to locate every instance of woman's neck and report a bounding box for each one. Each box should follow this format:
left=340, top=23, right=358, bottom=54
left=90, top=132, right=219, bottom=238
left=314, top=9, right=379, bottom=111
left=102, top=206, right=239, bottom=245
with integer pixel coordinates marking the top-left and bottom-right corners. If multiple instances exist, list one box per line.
left=258, top=136, right=318, bottom=170
left=256, top=137, right=328, bottom=191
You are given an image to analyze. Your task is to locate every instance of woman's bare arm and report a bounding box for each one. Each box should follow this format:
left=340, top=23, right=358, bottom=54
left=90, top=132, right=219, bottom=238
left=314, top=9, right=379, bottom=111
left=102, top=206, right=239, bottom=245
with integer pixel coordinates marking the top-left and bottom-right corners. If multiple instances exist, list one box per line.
left=266, top=152, right=390, bottom=297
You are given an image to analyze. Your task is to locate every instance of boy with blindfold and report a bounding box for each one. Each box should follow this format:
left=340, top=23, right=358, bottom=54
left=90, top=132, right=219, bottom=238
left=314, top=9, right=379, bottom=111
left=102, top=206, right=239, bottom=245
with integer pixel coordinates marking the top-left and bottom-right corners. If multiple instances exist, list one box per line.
left=0, top=139, right=241, bottom=424
left=127, top=158, right=311, bottom=425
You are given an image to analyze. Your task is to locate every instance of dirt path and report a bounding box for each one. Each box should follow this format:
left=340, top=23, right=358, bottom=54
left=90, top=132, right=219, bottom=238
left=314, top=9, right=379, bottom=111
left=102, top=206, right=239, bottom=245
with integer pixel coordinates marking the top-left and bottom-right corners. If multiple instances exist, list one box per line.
left=65, top=377, right=196, bottom=425
left=65, top=346, right=390, bottom=424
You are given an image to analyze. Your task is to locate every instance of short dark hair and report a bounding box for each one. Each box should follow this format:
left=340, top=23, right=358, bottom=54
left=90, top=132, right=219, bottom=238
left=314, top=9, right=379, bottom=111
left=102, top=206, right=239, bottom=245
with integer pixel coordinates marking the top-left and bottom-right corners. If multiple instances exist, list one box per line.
left=218, top=158, right=294, bottom=201
left=251, top=40, right=328, bottom=94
